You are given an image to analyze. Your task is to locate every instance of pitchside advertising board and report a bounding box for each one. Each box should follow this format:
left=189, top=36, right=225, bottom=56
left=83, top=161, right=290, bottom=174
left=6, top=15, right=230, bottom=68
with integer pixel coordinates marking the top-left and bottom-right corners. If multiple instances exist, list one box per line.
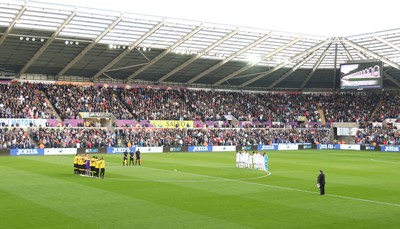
left=257, top=145, right=278, bottom=151
left=164, top=146, right=189, bottom=152
left=107, top=147, right=136, bottom=154
left=44, top=148, right=77, bottom=155
left=137, top=147, right=163, bottom=153
left=317, top=144, right=340, bottom=150
left=380, top=146, right=400, bottom=152
left=188, top=146, right=213, bottom=152
left=212, top=146, right=236, bottom=152
left=106, top=147, right=163, bottom=154
left=77, top=148, right=106, bottom=154
left=10, top=149, right=44, bottom=156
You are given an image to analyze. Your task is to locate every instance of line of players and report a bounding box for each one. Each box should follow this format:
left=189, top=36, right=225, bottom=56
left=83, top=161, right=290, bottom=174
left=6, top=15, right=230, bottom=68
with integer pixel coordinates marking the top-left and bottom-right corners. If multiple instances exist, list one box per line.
left=123, top=149, right=141, bottom=166
left=236, top=151, right=269, bottom=171
left=73, top=154, right=105, bottom=178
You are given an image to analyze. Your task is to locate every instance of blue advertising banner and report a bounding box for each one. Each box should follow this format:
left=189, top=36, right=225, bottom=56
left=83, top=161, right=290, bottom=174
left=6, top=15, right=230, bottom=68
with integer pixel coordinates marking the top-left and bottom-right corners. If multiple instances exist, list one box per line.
left=380, top=146, right=400, bottom=152
left=107, top=147, right=136, bottom=154
left=188, top=146, right=213, bottom=152
left=257, top=145, right=278, bottom=151
left=10, top=148, right=44, bottom=156
left=317, top=144, right=340, bottom=150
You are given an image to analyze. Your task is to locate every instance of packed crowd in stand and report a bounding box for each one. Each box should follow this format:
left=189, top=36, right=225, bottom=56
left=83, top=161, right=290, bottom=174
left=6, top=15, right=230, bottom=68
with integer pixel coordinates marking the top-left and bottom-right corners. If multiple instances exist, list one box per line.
left=0, top=83, right=56, bottom=119
left=356, top=128, right=400, bottom=145
left=27, top=127, right=331, bottom=148
left=0, top=82, right=399, bottom=149
left=30, top=127, right=114, bottom=148
left=370, top=92, right=400, bottom=122
left=0, top=127, right=35, bottom=149
left=44, top=84, right=133, bottom=120
left=318, top=92, right=381, bottom=124
left=121, top=88, right=321, bottom=122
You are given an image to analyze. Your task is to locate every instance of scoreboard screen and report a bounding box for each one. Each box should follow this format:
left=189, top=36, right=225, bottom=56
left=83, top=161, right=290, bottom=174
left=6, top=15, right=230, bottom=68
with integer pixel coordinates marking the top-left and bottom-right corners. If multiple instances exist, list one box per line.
left=340, top=61, right=383, bottom=90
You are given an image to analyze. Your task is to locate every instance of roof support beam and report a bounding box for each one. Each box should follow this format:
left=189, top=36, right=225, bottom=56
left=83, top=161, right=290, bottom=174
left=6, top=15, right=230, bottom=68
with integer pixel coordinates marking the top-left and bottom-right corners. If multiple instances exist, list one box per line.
left=156, top=29, right=239, bottom=83
left=56, top=15, right=123, bottom=79
left=19, top=11, right=77, bottom=76
left=341, top=37, right=400, bottom=87
left=123, top=24, right=202, bottom=83
left=374, top=36, right=400, bottom=52
left=299, top=43, right=331, bottom=89
left=333, top=42, right=338, bottom=88
left=187, top=33, right=270, bottom=84
left=212, top=36, right=302, bottom=86
left=267, top=52, right=316, bottom=89
left=340, top=42, right=353, bottom=61
left=355, top=52, right=368, bottom=59
left=91, top=21, right=164, bottom=81
left=240, top=38, right=333, bottom=87
left=0, top=5, right=27, bottom=47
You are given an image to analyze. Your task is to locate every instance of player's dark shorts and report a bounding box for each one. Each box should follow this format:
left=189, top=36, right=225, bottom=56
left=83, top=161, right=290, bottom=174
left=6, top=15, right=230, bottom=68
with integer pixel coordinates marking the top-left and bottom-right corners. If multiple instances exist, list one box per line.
left=90, top=166, right=95, bottom=172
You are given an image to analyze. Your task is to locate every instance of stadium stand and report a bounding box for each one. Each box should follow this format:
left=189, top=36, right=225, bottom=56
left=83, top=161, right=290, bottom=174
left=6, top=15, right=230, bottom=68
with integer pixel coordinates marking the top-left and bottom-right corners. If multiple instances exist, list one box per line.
left=0, top=81, right=399, bottom=148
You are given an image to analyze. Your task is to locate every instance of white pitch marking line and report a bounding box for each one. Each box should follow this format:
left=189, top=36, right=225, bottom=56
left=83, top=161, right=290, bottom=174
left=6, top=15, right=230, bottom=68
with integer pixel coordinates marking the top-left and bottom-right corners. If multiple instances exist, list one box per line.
left=106, top=165, right=400, bottom=208
left=104, top=161, right=400, bottom=208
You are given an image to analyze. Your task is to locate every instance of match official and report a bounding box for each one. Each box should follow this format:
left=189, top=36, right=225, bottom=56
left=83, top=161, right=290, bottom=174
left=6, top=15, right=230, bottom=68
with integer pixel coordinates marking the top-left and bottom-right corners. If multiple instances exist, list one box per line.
left=317, top=170, right=326, bottom=195
left=99, top=157, right=105, bottom=179
left=135, top=149, right=141, bottom=165
left=129, top=150, right=135, bottom=166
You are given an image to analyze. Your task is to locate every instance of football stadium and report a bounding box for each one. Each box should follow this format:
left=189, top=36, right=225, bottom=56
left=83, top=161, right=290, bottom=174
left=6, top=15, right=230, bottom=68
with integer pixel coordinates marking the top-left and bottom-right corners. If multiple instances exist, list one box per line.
left=1, top=0, right=400, bottom=228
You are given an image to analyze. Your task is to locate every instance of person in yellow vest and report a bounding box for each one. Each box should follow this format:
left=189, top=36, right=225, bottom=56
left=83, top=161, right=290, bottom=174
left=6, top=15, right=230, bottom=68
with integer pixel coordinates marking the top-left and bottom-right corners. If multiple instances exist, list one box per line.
left=73, top=153, right=79, bottom=174
left=98, top=157, right=105, bottom=179
left=78, top=154, right=85, bottom=174
left=90, top=156, right=96, bottom=177
left=95, top=156, right=100, bottom=178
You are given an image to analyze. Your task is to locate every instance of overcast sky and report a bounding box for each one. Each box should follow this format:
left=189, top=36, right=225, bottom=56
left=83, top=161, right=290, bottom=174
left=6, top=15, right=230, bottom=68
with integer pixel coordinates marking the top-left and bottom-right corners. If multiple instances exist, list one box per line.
left=41, top=0, right=398, bottom=37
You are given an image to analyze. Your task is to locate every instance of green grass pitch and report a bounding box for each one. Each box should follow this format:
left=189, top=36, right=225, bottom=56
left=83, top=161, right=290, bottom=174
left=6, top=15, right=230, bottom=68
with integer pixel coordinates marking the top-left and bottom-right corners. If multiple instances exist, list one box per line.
left=1, top=150, right=400, bottom=229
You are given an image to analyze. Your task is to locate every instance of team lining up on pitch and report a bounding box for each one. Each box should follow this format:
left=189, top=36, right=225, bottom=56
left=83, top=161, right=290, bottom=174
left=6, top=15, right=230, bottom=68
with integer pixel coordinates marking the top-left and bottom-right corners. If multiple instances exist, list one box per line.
left=73, top=149, right=267, bottom=180
left=73, top=154, right=106, bottom=178
left=73, top=149, right=142, bottom=179
left=236, top=151, right=269, bottom=171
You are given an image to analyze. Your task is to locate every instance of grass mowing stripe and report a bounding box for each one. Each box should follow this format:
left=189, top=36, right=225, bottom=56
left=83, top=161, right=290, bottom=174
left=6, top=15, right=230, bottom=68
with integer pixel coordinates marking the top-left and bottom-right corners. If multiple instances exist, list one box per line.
left=1, top=150, right=400, bottom=229
left=106, top=162, right=400, bottom=208
left=0, top=166, right=255, bottom=229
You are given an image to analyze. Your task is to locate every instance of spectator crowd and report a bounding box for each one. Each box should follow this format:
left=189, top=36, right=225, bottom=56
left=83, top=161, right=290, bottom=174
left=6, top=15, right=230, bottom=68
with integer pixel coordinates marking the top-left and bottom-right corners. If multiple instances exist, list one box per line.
left=0, top=82, right=399, bottom=149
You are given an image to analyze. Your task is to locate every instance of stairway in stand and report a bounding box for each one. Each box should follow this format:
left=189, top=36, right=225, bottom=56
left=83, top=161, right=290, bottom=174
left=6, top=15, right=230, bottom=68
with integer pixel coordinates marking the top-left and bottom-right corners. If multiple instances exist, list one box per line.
left=369, top=100, right=383, bottom=122
left=39, top=90, right=61, bottom=122
left=317, top=102, right=326, bottom=125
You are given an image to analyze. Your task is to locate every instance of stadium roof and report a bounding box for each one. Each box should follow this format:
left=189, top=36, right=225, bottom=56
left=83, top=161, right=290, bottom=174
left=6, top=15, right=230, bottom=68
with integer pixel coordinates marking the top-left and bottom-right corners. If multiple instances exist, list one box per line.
left=1, top=0, right=400, bottom=90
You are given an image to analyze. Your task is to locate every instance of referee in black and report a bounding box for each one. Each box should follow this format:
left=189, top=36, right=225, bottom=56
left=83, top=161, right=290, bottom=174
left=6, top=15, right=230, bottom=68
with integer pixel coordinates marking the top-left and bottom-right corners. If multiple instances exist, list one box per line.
left=135, top=149, right=141, bottom=165
left=317, top=170, right=326, bottom=195
left=129, top=150, right=135, bottom=166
